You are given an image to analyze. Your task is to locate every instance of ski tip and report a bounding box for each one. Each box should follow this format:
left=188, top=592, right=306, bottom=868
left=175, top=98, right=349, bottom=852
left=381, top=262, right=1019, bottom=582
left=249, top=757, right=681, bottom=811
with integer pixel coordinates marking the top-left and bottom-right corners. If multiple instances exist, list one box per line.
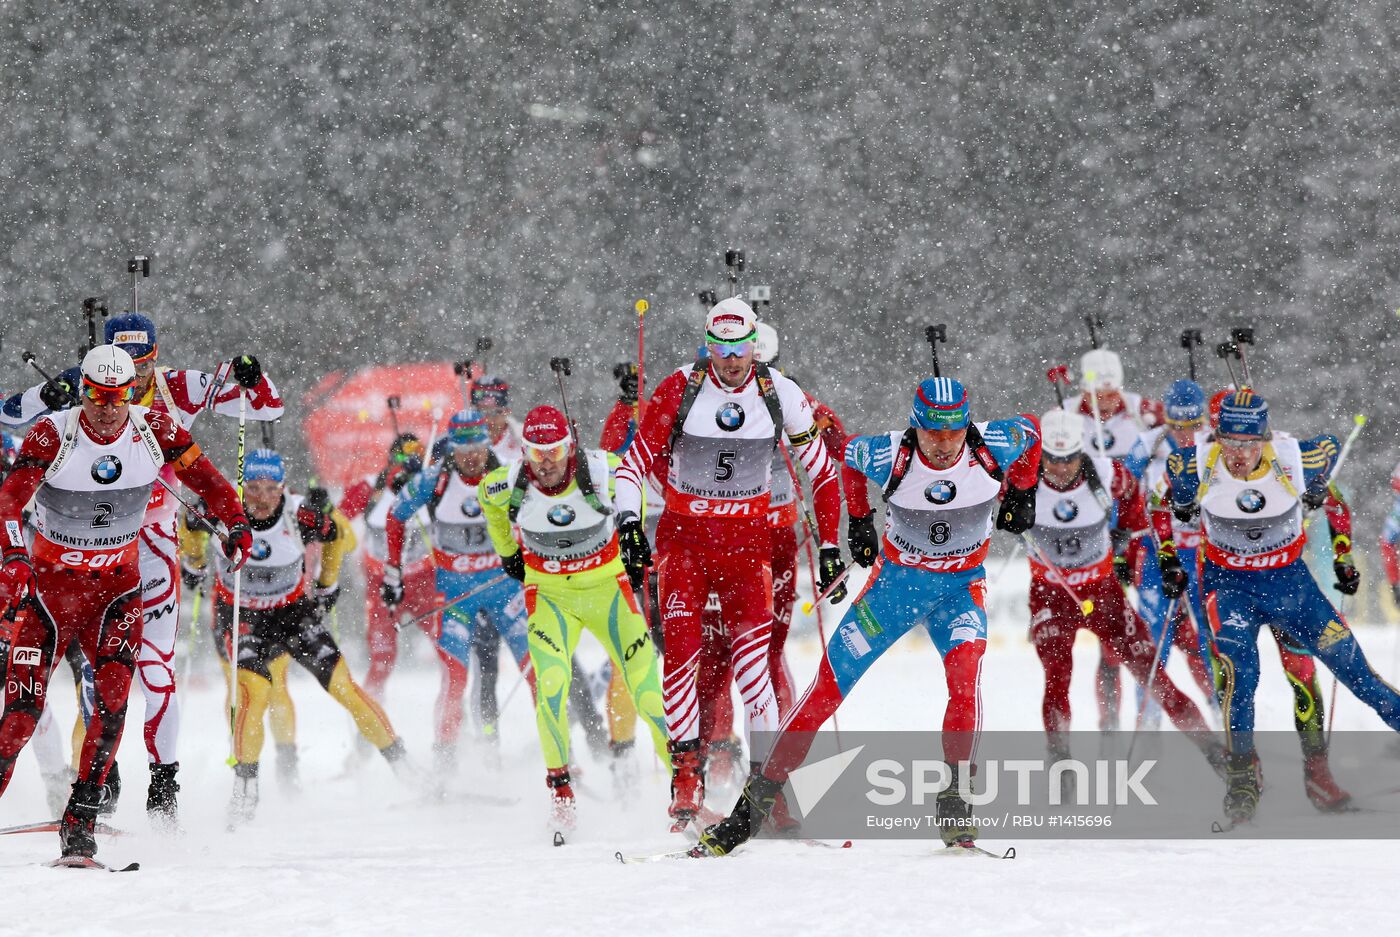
left=552, top=831, right=566, bottom=848
left=46, top=856, right=140, bottom=872
left=614, top=850, right=625, bottom=864
left=840, top=840, right=853, bottom=849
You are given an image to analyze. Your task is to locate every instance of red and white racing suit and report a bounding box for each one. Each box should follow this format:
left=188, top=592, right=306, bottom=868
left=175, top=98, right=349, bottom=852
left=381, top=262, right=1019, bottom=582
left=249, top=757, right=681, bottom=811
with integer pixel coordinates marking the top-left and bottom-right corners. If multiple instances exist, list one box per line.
left=0, top=406, right=244, bottom=794
left=616, top=363, right=843, bottom=760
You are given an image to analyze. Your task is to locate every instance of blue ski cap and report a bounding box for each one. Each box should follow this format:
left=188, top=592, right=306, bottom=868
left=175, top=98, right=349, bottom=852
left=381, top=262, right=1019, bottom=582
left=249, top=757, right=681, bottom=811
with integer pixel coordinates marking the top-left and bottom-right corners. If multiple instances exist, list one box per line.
left=911, top=377, right=970, bottom=431
left=244, top=448, right=285, bottom=483
left=1163, top=379, right=1206, bottom=426
left=105, top=312, right=158, bottom=361
left=447, top=408, right=489, bottom=447
left=1217, top=389, right=1268, bottom=438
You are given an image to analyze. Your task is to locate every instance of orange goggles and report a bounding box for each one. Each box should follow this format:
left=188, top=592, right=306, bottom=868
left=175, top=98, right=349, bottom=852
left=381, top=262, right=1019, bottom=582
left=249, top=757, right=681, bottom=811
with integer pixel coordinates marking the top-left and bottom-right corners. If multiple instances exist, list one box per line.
left=523, top=440, right=570, bottom=464
left=81, top=380, right=135, bottom=405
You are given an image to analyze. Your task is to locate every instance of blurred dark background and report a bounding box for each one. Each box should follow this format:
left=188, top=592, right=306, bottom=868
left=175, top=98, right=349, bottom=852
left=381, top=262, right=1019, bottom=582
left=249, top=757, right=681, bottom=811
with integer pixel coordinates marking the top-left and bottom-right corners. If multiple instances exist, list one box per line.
left=1, top=1, right=1396, bottom=611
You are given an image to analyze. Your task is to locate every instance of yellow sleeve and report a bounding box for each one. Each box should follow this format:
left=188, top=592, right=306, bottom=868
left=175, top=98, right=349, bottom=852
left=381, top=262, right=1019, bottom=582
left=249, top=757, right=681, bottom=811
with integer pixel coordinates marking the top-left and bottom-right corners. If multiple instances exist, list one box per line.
left=178, top=511, right=210, bottom=571
left=478, top=466, right=520, bottom=559
left=604, top=451, right=621, bottom=500
left=315, top=508, right=357, bottom=588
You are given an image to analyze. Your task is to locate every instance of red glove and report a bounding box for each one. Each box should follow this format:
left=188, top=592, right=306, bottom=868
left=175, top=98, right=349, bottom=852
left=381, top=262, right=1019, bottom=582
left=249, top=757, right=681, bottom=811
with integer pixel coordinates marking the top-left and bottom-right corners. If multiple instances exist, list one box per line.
left=223, top=521, right=254, bottom=572
left=0, top=554, right=36, bottom=613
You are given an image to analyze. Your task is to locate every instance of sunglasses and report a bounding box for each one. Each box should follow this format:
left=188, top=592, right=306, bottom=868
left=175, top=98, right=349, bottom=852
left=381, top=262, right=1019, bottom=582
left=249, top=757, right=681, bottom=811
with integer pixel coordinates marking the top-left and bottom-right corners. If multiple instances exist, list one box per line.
left=81, top=383, right=134, bottom=405
left=707, top=341, right=753, bottom=359
left=1217, top=435, right=1264, bottom=449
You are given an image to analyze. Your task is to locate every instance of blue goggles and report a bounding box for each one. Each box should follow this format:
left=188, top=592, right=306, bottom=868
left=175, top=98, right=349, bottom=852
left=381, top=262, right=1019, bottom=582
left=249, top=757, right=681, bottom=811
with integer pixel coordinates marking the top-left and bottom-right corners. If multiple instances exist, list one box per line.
left=707, top=341, right=753, bottom=359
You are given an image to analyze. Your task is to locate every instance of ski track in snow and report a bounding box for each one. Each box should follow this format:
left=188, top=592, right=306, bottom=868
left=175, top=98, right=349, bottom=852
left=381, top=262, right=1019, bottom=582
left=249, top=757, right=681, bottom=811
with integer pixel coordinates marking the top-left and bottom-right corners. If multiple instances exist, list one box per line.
left=3, top=578, right=1398, bottom=937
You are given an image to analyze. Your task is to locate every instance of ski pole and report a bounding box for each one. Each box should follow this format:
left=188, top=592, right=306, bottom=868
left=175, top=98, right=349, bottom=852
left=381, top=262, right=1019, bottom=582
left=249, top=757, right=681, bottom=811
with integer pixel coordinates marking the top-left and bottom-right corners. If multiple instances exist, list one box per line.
left=801, top=564, right=854, bottom=615
left=1302, top=414, right=1366, bottom=532
left=1230, top=327, right=1256, bottom=390
left=386, top=396, right=402, bottom=438
left=634, top=299, right=649, bottom=421
left=1126, top=595, right=1180, bottom=766
left=1084, top=314, right=1103, bottom=350
left=1180, top=329, right=1203, bottom=382
left=925, top=324, right=946, bottom=377
left=230, top=388, right=247, bottom=767
left=1020, top=533, right=1095, bottom=616
left=455, top=336, right=493, bottom=408
left=1046, top=365, right=1070, bottom=407
left=1083, top=367, right=1109, bottom=457
left=724, top=248, right=744, bottom=297
left=549, top=357, right=579, bottom=437
left=394, top=574, right=510, bottom=633
left=128, top=254, right=150, bottom=316
left=1216, top=339, right=1244, bottom=390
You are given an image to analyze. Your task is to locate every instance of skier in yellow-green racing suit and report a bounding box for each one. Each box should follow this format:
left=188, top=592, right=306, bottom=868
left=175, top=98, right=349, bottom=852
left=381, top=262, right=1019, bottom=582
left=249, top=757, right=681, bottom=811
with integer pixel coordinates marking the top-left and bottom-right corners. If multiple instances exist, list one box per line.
left=479, top=404, right=669, bottom=836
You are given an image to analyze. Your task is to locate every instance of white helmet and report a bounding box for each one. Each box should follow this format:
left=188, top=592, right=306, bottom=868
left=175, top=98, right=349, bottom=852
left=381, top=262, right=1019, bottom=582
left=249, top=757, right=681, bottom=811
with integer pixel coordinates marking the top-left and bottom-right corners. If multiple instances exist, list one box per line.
left=1080, top=349, right=1124, bottom=393
left=81, top=344, right=136, bottom=389
left=1040, top=409, right=1084, bottom=459
left=754, top=321, right=779, bottom=364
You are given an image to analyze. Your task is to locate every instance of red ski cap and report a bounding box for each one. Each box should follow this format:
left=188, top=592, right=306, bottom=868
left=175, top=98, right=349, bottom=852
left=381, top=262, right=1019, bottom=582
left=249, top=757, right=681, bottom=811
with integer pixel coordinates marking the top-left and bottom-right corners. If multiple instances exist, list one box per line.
left=523, top=406, right=572, bottom=447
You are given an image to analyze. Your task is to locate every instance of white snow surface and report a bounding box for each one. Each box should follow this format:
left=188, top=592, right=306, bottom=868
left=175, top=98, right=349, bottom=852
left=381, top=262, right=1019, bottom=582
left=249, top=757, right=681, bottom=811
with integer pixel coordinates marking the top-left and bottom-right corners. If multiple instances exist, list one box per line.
left=4, top=568, right=1399, bottom=937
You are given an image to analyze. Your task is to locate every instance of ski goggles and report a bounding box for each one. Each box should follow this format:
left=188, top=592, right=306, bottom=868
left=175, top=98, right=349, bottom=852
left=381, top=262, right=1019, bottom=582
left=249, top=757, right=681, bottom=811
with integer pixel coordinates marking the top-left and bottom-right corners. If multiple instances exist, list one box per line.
left=391, top=440, right=425, bottom=464
left=706, top=340, right=754, bottom=359
left=1165, top=415, right=1205, bottom=430
left=1217, top=433, right=1267, bottom=449
left=523, top=438, right=571, bottom=464
left=81, top=380, right=134, bottom=405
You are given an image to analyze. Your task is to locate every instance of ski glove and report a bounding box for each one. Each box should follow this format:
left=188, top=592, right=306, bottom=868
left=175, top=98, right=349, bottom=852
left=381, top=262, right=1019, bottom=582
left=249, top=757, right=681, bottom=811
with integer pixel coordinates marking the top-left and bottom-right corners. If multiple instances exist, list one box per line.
left=0, top=553, right=36, bottom=613
left=223, top=522, right=254, bottom=572
left=232, top=355, right=263, bottom=389
left=180, top=561, right=206, bottom=591
left=995, top=485, right=1037, bottom=535
left=296, top=487, right=336, bottom=542
left=1333, top=556, right=1360, bottom=596
left=40, top=376, right=74, bottom=411
left=615, top=362, right=639, bottom=405
left=381, top=565, right=404, bottom=609
left=847, top=513, right=879, bottom=568
left=616, top=513, right=651, bottom=590
left=314, top=582, right=340, bottom=615
left=503, top=551, right=526, bottom=582
left=1158, top=550, right=1188, bottom=600
left=818, top=547, right=848, bottom=604
left=1300, top=482, right=1329, bottom=512
left=1172, top=501, right=1200, bottom=525
left=1113, top=553, right=1132, bottom=587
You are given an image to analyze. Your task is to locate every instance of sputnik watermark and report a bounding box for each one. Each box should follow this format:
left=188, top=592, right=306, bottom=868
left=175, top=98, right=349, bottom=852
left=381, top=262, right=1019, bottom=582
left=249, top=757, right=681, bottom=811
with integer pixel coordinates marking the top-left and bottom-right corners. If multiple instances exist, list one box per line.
left=865, top=758, right=1157, bottom=807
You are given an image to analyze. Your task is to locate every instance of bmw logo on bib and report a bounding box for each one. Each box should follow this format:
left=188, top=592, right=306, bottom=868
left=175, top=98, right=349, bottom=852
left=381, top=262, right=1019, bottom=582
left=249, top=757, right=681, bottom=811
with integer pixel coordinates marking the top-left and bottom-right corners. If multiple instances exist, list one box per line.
left=1053, top=499, right=1079, bottom=522
left=460, top=500, right=483, bottom=519
left=547, top=504, right=577, bottom=527
left=1236, top=489, right=1266, bottom=514
left=90, top=455, right=123, bottom=485
left=251, top=539, right=272, bottom=561
left=1090, top=428, right=1116, bottom=452
left=715, top=402, right=745, bottom=432
left=924, top=480, right=957, bottom=505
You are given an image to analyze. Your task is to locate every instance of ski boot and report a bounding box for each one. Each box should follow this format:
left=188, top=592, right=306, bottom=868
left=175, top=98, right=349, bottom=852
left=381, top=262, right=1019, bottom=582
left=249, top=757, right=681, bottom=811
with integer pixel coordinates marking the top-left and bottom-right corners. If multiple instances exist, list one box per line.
left=755, top=764, right=801, bottom=837
left=276, top=744, right=301, bottom=795
left=609, top=739, right=638, bottom=794
left=1303, top=751, right=1352, bottom=812
left=60, top=779, right=107, bottom=858
left=1223, top=753, right=1261, bottom=825
left=667, top=739, right=705, bottom=831
left=147, top=762, right=180, bottom=831
left=97, top=761, right=121, bottom=817
left=381, top=738, right=423, bottom=790
left=936, top=766, right=979, bottom=847
left=547, top=767, right=577, bottom=836
left=693, top=774, right=782, bottom=857
left=228, top=763, right=260, bottom=829
left=1048, top=742, right=1076, bottom=805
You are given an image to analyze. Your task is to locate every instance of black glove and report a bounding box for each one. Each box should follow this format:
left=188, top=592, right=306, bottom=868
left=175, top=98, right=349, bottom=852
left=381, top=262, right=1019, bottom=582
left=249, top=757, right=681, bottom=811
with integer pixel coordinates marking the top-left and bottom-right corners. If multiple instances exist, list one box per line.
left=180, top=562, right=206, bottom=591
left=1333, top=556, right=1360, bottom=596
left=503, top=551, right=526, bottom=582
left=40, top=376, right=74, bottom=411
left=1113, top=554, right=1132, bottom=587
left=1158, top=551, right=1187, bottom=600
left=616, top=513, right=652, bottom=590
left=1300, top=483, right=1329, bottom=511
left=381, top=565, right=404, bottom=609
left=1392, top=583, right=1400, bottom=607
left=314, top=582, right=340, bottom=615
left=995, top=486, right=1036, bottom=535
left=232, top=355, right=263, bottom=389
left=818, top=546, right=848, bottom=604
left=614, top=363, right=639, bottom=405
left=1172, top=501, right=1200, bottom=525
left=296, top=487, right=336, bottom=542
left=847, top=513, right=879, bottom=568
